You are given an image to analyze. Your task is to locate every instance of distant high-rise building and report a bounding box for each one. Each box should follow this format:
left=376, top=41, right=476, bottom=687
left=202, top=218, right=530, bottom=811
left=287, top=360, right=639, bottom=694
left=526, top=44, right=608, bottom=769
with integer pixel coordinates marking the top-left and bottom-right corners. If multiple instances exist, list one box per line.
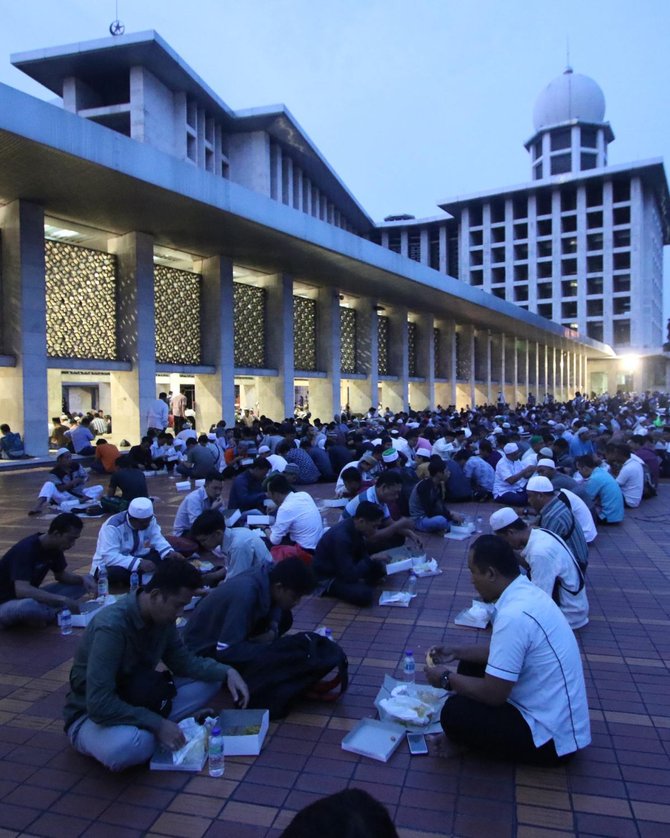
left=372, top=69, right=670, bottom=393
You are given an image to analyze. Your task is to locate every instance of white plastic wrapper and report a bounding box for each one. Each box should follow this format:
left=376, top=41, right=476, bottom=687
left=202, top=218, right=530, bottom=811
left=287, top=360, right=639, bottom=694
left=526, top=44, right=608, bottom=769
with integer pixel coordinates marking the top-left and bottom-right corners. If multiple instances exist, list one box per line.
left=171, top=717, right=208, bottom=766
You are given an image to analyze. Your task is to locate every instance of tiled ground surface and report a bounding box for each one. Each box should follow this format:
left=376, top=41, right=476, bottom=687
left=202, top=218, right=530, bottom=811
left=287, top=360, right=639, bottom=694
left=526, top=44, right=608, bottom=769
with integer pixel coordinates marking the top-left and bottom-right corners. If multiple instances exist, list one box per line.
left=0, top=468, right=669, bottom=837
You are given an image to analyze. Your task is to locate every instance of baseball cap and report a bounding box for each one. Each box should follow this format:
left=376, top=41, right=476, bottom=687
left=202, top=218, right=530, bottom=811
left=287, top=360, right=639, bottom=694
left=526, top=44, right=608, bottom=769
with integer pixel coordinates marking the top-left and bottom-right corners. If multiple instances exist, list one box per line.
left=526, top=475, right=554, bottom=493
left=503, top=442, right=518, bottom=455
left=128, top=498, right=154, bottom=519
left=489, top=508, right=520, bottom=532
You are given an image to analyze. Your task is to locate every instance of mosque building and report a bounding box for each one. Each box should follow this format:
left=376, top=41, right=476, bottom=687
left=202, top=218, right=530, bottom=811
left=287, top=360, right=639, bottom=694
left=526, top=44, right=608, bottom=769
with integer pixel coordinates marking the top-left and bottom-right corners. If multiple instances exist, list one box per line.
left=372, top=68, right=670, bottom=396
left=0, top=31, right=661, bottom=454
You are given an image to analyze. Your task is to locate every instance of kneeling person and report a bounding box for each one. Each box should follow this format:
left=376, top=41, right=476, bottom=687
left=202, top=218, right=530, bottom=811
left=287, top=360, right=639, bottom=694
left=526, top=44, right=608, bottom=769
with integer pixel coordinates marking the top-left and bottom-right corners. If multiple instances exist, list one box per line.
left=313, top=501, right=387, bottom=606
left=183, top=559, right=315, bottom=660
left=64, top=560, right=248, bottom=772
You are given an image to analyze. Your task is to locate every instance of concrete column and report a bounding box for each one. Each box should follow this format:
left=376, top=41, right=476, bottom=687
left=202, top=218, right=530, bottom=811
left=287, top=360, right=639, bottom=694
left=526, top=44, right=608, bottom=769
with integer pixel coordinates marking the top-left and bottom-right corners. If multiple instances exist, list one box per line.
left=0, top=200, right=48, bottom=455
left=345, top=298, right=377, bottom=415
left=444, top=321, right=457, bottom=407
left=498, top=334, right=507, bottom=403
left=108, top=231, right=157, bottom=443
left=383, top=307, right=408, bottom=412
left=411, top=315, right=435, bottom=411
left=47, top=369, right=62, bottom=423
left=558, top=347, right=565, bottom=400
left=309, top=286, right=341, bottom=421
left=195, top=255, right=235, bottom=429
left=512, top=339, right=519, bottom=406
left=485, top=332, right=493, bottom=404
left=256, top=274, right=294, bottom=420
left=523, top=340, right=530, bottom=403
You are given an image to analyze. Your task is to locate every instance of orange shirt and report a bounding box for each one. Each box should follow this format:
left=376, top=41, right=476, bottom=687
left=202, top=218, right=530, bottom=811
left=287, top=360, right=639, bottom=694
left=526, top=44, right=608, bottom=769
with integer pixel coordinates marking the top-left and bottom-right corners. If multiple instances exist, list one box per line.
left=95, top=443, right=121, bottom=473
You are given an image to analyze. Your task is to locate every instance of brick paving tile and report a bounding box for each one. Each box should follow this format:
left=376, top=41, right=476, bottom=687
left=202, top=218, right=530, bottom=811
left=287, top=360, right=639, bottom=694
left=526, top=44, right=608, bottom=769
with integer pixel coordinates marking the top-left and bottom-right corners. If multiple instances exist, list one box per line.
left=26, top=812, right=92, bottom=838
left=0, top=472, right=668, bottom=837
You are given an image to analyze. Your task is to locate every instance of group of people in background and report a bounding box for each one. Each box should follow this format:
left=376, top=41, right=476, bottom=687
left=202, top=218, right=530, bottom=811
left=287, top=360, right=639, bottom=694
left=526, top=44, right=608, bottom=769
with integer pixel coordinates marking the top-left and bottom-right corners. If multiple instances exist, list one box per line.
left=0, top=388, right=667, bottom=773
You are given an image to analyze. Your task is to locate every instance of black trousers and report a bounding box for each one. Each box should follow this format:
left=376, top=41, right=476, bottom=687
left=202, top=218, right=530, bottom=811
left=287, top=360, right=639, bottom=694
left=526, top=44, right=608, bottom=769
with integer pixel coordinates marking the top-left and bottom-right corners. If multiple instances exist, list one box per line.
left=323, top=560, right=387, bottom=607
left=440, top=661, right=568, bottom=765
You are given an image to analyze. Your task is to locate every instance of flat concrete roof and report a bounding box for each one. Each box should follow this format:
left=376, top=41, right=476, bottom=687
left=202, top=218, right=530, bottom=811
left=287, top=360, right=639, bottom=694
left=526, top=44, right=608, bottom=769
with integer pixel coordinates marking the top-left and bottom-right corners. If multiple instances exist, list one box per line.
left=0, top=80, right=613, bottom=359
left=11, top=31, right=374, bottom=234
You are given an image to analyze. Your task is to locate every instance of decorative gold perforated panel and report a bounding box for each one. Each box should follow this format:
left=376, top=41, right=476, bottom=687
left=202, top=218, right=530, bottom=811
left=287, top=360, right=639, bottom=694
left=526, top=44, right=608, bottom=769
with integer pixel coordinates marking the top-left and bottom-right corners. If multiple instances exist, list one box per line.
left=377, top=315, right=389, bottom=375
left=294, top=297, right=317, bottom=371
left=340, top=307, right=357, bottom=374
left=154, top=265, right=201, bottom=364
left=408, top=322, right=417, bottom=377
left=45, top=240, right=117, bottom=359
left=434, top=327, right=441, bottom=377
left=234, top=283, right=266, bottom=368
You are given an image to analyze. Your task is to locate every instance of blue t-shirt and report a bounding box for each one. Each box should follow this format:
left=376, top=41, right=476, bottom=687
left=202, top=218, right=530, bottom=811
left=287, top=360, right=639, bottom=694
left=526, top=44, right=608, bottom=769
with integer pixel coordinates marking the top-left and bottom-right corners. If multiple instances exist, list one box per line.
left=583, top=467, right=624, bottom=523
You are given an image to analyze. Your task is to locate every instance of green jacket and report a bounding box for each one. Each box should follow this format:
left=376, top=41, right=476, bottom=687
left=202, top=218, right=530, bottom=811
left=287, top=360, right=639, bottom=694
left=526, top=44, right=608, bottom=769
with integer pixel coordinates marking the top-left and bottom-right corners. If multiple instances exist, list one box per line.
left=64, top=592, right=229, bottom=732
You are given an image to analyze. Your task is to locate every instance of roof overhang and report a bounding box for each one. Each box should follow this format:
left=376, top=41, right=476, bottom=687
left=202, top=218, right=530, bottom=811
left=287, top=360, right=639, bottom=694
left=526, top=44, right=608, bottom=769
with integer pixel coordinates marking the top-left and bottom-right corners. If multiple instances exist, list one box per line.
left=0, top=82, right=613, bottom=359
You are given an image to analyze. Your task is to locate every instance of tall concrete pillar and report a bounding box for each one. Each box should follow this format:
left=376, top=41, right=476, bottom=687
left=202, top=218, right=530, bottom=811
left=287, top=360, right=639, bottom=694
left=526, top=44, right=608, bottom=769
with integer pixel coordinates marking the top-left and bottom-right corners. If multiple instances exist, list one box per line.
left=256, top=274, right=294, bottom=420
left=195, top=255, right=235, bottom=429
left=47, top=369, right=62, bottom=423
left=345, top=298, right=377, bottom=414
left=108, top=232, right=156, bottom=443
left=442, top=321, right=456, bottom=407
left=309, top=286, right=341, bottom=421
left=384, top=306, right=408, bottom=412
left=411, top=315, right=435, bottom=411
left=0, top=200, right=48, bottom=455
left=512, top=339, right=520, bottom=405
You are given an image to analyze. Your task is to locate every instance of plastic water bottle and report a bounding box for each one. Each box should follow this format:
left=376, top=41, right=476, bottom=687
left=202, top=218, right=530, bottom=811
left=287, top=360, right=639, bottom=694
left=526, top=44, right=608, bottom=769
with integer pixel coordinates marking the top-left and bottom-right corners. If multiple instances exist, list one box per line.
left=406, top=573, right=417, bottom=599
left=208, top=727, right=225, bottom=777
left=324, top=628, right=334, bottom=641
left=130, top=570, right=140, bottom=592
left=475, top=516, right=484, bottom=534
left=97, top=565, right=109, bottom=601
left=59, top=608, right=72, bottom=636
left=403, top=650, right=416, bottom=683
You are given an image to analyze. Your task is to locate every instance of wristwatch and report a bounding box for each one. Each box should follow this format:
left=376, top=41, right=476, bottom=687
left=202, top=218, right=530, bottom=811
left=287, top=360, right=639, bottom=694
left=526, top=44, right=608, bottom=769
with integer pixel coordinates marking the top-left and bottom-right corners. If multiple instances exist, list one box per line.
left=440, top=671, right=451, bottom=691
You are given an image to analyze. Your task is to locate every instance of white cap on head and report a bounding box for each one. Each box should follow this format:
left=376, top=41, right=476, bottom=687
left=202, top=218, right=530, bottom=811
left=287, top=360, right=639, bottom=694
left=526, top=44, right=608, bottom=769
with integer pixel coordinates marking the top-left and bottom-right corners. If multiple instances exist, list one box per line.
left=503, top=442, right=518, bottom=455
left=128, top=497, right=154, bottom=519
left=539, top=447, right=554, bottom=458
left=526, top=475, right=554, bottom=493
left=489, top=507, right=520, bottom=532
left=536, top=458, right=556, bottom=470
left=576, top=427, right=590, bottom=436
left=382, top=448, right=399, bottom=463
left=56, top=448, right=71, bottom=458
left=258, top=445, right=271, bottom=454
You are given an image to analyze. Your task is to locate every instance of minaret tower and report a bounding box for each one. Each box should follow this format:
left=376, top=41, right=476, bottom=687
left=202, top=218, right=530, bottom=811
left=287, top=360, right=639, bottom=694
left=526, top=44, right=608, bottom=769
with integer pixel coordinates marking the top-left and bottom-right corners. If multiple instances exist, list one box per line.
left=525, top=68, right=614, bottom=180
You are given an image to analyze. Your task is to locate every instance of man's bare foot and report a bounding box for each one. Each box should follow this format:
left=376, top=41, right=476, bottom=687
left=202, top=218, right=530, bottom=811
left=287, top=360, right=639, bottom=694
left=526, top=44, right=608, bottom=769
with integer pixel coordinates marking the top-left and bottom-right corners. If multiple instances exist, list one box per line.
left=426, top=733, right=467, bottom=759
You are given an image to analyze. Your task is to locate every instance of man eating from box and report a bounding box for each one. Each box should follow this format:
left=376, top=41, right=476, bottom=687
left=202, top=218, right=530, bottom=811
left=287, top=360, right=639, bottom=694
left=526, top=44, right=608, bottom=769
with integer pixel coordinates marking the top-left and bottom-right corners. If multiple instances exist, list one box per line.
left=425, top=534, right=590, bottom=764
left=64, top=559, right=248, bottom=772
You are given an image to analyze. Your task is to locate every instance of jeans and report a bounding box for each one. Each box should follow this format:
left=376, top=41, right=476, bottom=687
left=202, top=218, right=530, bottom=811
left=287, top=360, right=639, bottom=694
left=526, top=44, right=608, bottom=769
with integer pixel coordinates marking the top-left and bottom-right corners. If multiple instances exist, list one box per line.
left=0, top=582, right=83, bottom=629
left=415, top=515, right=451, bottom=533
left=67, top=677, right=222, bottom=772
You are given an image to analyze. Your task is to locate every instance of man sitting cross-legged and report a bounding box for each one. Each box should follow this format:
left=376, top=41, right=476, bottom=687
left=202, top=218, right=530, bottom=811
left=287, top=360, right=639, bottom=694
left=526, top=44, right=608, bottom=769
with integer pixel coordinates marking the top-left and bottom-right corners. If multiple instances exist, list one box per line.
left=64, top=559, right=248, bottom=772
left=425, top=535, right=590, bottom=764
left=313, top=500, right=387, bottom=607
left=263, top=474, right=323, bottom=563
left=0, top=513, right=96, bottom=629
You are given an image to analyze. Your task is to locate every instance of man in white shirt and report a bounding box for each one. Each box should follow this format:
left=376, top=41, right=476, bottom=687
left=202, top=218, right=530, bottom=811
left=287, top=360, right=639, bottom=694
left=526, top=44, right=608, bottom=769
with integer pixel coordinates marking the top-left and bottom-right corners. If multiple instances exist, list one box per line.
left=173, top=472, right=224, bottom=536
left=425, top=534, right=590, bottom=763
left=493, top=443, right=535, bottom=505
left=145, top=393, right=169, bottom=435
left=264, top=475, right=323, bottom=561
left=610, top=444, right=644, bottom=508
left=489, top=508, right=589, bottom=630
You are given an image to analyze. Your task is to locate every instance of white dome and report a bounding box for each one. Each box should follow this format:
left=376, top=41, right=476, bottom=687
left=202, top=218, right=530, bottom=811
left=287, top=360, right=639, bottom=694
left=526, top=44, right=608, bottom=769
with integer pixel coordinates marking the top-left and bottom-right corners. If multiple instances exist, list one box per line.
left=533, top=69, right=606, bottom=132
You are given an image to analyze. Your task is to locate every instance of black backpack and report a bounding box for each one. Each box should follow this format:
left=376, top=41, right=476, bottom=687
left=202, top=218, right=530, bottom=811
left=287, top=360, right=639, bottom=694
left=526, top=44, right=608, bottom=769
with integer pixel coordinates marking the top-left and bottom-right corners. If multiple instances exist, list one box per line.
left=221, top=631, right=348, bottom=720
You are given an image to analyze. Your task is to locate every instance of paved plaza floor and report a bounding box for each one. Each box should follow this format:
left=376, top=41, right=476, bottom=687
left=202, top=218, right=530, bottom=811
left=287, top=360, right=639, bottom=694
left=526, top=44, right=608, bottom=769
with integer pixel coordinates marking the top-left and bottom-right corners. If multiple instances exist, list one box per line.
left=0, top=467, right=669, bottom=837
